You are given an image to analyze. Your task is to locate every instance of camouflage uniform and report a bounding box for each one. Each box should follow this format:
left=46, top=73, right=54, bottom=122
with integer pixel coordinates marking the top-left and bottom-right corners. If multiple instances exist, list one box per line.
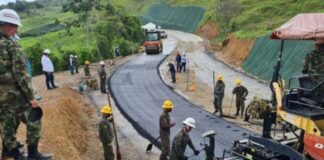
left=159, top=110, right=172, bottom=160
left=247, top=97, right=270, bottom=119
left=302, top=47, right=324, bottom=75
left=0, top=33, right=40, bottom=150
left=214, top=80, right=225, bottom=116
left=98, top=66, right=107, bottom=93
left=232, top=85, right=248, bottom=117
left=169, top=129, right=196, bottom=160
left=72, top=57, right=78, bottom=74
left=98, top=117, right=114, bottom=160
left=84, top=64, right=90, bottom=76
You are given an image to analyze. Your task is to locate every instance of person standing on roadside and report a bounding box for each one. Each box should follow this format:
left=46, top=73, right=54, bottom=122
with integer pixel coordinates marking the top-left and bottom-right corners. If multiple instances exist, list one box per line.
left=98, top=105, right=115, bottom=160
left=168, top=62, right=176, bottom=83
left=98, top=61, right=107, bottom=93
left=68, top=54, right=74, bottom=75
left=232, top=79, right=248, bottom=117
left=42, top=48, right=58, bottom=90
left=84, top=60, right=91, bottom=76
left=180, top=52, right=187, bottom=72
left=175, top=51, right=181, bottom=72
left=159, top=100, right=176, bottom=160
left=73, top=55, right=79, bottom=74
left=214, top=74, right=225, bottom=117
left=0, top=8, right=51, bottom=159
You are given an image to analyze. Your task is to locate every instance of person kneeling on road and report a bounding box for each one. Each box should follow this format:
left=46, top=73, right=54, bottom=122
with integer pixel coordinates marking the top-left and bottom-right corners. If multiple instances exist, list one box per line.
left=169, top=117, right=200, bottom=160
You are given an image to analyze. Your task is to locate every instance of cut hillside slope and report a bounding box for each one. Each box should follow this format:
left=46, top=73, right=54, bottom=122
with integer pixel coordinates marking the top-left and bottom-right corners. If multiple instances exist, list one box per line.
left=141, top=4, right=205, bottom=32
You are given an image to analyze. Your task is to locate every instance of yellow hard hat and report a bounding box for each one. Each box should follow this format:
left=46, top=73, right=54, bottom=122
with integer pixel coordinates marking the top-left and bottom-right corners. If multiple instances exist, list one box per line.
left=216, top=74, right=223, bottom=81
left=85, top=61, right=90, bottom=65
left=101, top=105, right=112, bottom=114
left=162, top=100, right=174, bottom=109
left=235, top=79, right=241, bottom=85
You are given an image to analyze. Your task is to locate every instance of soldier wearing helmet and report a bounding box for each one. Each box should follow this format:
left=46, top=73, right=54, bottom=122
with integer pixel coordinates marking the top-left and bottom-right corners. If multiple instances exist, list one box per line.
left=98, top=105, right=115, bottom=160
left=213, top=74, right=225, bottom=117
left=159, top=100, right=176, bottom=160
left=69, top=54, right=74, bottom=74
left=0, top=9, right=51, bottom=159
left=98, top=61, right=107, bottom=93
left=169, top=117, right=200, bottom=160
left=84, top=60, right=91, bottom=76
left=232, top=79, right=248, bottom=117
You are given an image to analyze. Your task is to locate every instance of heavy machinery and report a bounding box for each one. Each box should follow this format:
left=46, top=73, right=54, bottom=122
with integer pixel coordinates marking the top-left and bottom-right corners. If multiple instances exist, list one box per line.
left=144, top=30, right=163, bottom=54
left=217, top=14, right=324, bottom=160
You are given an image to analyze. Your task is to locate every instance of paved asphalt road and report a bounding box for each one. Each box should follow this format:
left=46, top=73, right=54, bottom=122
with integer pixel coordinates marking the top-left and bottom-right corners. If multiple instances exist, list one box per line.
left=109, top=52, right=256, bottom=158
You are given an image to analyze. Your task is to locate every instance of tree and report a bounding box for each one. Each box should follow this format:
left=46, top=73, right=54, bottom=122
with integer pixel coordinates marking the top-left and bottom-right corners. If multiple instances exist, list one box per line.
left=214, top=0, right=241, bottom=35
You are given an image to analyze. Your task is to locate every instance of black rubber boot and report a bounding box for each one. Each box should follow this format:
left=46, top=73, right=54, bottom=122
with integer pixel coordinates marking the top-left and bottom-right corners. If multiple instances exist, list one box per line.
left=11, top=147, right=25, bottom=160
left=27, top=144, right=51, bottom=160
left=1, top=142, right=10, bottom=158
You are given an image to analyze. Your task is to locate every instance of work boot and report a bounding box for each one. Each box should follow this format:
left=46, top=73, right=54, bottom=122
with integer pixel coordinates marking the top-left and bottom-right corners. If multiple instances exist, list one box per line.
left=27, top=144, right=52, bottom=160
left=9, top=147, right=25, bottom=160
left=2, top=142, right=10, bottom=158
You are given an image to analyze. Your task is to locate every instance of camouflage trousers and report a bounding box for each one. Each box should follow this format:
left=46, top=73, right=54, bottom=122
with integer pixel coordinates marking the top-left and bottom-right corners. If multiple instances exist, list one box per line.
left=160, top=130, right=170, bottom=160
left=0, top=106, right=41, bottom=150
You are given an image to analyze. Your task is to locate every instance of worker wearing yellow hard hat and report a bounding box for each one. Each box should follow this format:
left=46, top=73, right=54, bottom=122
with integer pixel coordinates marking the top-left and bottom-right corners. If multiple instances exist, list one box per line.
left=159, top=100, right=176, bottom=159
left=232, top=79, right=248, bottom=117
left=84, top=60, right=91, bottom=76
left=214, top=74, right=225, bottom=117
left=99, top=105, right=115, bottom=160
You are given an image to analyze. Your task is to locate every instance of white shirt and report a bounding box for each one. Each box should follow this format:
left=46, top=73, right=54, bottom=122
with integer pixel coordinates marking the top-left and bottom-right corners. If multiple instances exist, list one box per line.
left=181, top=54, right=187, bottom=63
left=41, top=55, right=54, bottom=72
left=69, top=58, right=73, bottom=65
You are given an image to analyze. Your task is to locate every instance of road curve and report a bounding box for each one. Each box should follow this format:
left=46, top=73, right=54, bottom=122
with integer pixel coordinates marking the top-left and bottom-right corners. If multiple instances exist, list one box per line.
left=109, top=35, right=256, bottom=158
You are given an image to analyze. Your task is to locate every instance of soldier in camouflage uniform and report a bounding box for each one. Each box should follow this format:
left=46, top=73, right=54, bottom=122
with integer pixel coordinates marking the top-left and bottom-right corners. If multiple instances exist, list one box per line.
left=213, top=74, right=225, bottom=117
left=159, top=100, right=176, bottom=160
left=98, top=105, right=115, bottom=160
left=98, top=61, right=107, bottom=93
left=84, top=60, right=91, bottom=76
left=169, top=118, right=199, bottom=160
left=302, top=39, right=324, bottom=75
left=0, top=9, right=51, bottom=160
left=232, top=79, right=248, bottom=117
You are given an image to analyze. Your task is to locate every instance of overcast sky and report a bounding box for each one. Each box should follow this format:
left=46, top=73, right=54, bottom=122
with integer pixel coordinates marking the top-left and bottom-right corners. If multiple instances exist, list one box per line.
left=0, top=0, right=35, bottom=5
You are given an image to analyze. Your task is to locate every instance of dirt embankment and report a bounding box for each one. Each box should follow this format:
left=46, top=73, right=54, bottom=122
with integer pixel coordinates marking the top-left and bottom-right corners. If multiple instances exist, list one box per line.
left=15, top=87, right=101, bottom=160
left=220, top=35, right=254, bottom=67
left=196, top=20, right=254, bottom=67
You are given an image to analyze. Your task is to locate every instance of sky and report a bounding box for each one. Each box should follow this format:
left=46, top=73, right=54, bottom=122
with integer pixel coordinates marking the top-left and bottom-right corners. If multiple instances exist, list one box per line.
left=0, top=0, right=35, bottom=5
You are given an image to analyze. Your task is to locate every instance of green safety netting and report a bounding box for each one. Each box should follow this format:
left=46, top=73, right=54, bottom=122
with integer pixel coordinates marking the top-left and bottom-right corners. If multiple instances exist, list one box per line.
left=140, top=4, right=205, bottom=33
left=242, top=35, right=314, bottom=84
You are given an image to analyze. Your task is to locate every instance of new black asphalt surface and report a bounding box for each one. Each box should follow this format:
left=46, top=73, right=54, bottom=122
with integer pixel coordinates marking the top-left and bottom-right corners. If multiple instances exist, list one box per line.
left=109, top=53, right=256, bottom=158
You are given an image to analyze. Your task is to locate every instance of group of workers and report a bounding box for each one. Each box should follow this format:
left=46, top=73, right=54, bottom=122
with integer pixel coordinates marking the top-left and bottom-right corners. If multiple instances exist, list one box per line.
left=214, top=74, right=248, bottom=118
left=168, top=51, right=188, bottom=83
left=83, top=60, right=107, bottom=93
left=69, top=54, right=79, bottom=75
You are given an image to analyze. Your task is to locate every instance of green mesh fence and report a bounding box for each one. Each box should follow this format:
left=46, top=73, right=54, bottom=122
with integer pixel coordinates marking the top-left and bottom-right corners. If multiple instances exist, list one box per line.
left=242, top=35, right=314, bottom=84
left=140, top=4, right=205, bottom=33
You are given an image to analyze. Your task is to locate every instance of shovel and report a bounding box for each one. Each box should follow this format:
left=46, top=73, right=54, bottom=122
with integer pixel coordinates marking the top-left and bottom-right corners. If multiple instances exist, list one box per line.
left=146, top=136, right=160, bottom=152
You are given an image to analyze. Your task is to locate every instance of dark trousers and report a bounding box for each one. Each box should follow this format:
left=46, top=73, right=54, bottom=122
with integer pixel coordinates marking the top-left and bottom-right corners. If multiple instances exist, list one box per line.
left=170, top=71, right=175, bottom=83
left=214, top=96, right=223, bottom=116
left=180, top=62, right=186, bottom=72
left=69, top=65, right=74, bottom=74
left=236, top=99, right=245, bottom=116
left=176, top=62, right=181, bottom=72
left=44, top=72, right=55, bottom=89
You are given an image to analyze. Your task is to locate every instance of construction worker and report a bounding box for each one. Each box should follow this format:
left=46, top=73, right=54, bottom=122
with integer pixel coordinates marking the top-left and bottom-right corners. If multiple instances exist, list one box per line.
left=232, top=79, right=248, bottom=117
left=175, top=51, right=181, bottom=72
left=168, top=62, right=176, bottom=83
left=84, top=60, right=91, bottom=76
left=159, top=100, right=176, bottom=160
left=68, top=54, right=74, bottom=75
left=169, top=117, right=200, bottom=160
left=73, top=55, right=79, bottom=74
left=0, top=9, right=51, bottom=159
left=180, top=52, right=187, bottom=72
left=213, top=74, right=225, bottom=116
left=98, top=105, right=115, bottom=160
left=302, top=38, right=324, bottom=75
left=98, top=61, right=107, bottom=93
left=41, top=48, right=58, bottom=90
